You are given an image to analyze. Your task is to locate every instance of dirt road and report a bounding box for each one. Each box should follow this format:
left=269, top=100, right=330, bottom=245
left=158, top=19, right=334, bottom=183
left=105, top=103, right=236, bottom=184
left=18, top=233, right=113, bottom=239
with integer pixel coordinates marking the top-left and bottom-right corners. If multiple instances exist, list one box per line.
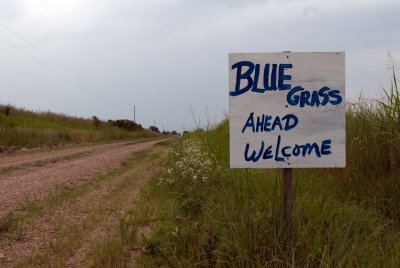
left=0, top=139, right=163, bottom=219
left=0, top=138, right=171, bottom=267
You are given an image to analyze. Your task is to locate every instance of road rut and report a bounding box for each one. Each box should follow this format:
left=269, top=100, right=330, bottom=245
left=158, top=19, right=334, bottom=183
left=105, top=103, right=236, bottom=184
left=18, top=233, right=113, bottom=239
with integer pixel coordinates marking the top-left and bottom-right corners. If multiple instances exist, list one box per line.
left=0, top=139, right=162, bottom=218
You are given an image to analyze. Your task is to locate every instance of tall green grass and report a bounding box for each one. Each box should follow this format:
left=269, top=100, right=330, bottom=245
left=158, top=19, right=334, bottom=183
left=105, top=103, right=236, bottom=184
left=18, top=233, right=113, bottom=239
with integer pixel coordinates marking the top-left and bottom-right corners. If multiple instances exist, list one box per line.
left=331, top=70, right=400, bottom=223
left=0, top=105, right=160, bottom=148
left=135, top=72, right=400, bottom=267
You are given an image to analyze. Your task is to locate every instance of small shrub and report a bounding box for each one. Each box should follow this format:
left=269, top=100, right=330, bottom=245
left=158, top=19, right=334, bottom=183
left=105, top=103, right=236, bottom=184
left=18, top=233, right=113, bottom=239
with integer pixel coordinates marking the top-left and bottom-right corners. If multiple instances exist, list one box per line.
left=158, top=139, right=219, bottom=186
left=108, top=119, right=143, bottom=131
left=5, top=106, right=11, bottom=116
left=92, top=116, right=102, bottom=128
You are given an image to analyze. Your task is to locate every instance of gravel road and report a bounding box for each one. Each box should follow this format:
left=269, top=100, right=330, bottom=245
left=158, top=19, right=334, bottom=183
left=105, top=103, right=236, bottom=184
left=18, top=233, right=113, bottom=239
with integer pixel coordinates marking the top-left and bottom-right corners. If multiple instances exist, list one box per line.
left=0, top=139, right=163, bottom=218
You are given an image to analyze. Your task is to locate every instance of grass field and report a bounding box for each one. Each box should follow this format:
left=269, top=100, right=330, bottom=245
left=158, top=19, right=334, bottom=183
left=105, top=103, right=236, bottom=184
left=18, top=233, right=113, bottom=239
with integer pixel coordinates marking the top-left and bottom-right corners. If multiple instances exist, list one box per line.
left=123, top=72, right=400, bottom=267
left=0, top=105, right=160, bottom=149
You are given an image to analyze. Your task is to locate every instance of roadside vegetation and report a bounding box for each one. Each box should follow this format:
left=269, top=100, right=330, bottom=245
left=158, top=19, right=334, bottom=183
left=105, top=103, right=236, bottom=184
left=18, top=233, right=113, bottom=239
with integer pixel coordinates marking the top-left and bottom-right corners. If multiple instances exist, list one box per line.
left=2, top=74, right=399, bottom=266
left=0, top=105, right=161, bottom=150
left=121, top=71, right=400, bottom=267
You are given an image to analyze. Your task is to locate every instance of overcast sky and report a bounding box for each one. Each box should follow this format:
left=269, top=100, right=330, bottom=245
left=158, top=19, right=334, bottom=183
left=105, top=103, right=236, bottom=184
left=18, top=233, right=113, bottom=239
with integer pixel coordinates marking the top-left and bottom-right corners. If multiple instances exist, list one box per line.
left=0, top=0, right=399, bottom=131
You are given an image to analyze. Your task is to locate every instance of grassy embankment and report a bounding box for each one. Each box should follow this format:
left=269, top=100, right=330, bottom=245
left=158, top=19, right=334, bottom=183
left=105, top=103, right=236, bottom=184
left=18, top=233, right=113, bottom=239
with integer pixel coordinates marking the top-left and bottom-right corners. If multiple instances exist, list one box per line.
left=0, top=105, right=160, bottom=149
left=117, top=72, right=400, bottom=267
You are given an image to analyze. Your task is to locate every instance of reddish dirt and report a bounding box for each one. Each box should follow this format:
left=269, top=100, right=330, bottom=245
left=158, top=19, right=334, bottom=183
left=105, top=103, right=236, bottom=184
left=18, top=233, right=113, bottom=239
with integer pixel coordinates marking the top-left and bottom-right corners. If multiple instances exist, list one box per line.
left=0, top=139, right=162, bottom=219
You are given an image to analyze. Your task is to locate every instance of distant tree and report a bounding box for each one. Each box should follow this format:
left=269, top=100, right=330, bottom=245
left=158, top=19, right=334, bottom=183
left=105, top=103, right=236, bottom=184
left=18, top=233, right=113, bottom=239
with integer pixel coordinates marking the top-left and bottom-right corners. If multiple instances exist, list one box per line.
left=149, top=126, right=160, bottom=133
left=4, top=106, right=11, bottom=116
left=108, top=119, right=143, bottom=131
left=92, top=116, right=101, bottom=128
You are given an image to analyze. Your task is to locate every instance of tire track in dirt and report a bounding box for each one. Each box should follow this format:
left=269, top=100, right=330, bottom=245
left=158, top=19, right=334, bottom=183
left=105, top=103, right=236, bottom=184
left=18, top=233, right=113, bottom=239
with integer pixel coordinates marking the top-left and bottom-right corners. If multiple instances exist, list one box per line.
left=0, top=139, right=162, bottom=219
left=65, top=167, right=163, bottom=268
left=0, top=141, right=137, bottom=170
left=0, top=140, right=170, bottom=267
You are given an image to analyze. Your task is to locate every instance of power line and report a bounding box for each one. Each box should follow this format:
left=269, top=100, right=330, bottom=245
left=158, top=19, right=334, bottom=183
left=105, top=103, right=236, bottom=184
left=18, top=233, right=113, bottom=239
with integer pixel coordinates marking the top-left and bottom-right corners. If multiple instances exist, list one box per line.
left=0, top=34, right=122, bottom=108
left=0, top=22, right=133, bottom=108
left=0, top=22, right=132, bottom=110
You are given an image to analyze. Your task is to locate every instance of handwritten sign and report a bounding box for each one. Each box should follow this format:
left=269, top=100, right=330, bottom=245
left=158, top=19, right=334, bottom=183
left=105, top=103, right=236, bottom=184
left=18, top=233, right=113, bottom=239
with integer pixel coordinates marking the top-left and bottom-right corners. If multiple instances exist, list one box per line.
left=229, top=52, right=345, bottom=168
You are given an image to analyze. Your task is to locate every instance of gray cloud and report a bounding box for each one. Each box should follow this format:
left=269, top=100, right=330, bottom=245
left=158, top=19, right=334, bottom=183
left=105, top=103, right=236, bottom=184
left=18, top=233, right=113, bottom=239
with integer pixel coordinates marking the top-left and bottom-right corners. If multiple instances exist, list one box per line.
left=0, top=0, right=399, bottom=131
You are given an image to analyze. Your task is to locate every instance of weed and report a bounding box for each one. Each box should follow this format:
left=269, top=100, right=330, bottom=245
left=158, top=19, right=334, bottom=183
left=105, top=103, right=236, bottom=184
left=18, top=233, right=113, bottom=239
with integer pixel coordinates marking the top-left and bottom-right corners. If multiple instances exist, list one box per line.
left=0, top=214, right=14, bottom=233
left=135, top=72, right=400, bottom=266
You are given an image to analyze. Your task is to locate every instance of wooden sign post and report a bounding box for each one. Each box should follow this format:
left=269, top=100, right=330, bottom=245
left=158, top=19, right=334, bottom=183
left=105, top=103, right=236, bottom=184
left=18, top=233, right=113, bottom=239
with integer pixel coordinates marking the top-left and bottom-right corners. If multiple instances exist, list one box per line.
left=283, top=168, right=293, bottom=224
left=229, top=52, right=346, bottom=224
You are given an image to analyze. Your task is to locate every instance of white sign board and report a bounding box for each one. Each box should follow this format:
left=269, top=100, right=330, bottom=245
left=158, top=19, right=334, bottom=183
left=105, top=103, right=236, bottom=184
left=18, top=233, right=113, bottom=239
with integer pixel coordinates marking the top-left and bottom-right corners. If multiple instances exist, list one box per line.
left=229, top=52, right=345, bottom=168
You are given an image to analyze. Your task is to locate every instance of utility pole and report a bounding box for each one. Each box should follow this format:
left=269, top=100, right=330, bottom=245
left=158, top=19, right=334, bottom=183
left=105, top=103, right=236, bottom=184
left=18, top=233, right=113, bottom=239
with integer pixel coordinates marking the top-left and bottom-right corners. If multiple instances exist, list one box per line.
left=134, top=105, right=136, bottom=123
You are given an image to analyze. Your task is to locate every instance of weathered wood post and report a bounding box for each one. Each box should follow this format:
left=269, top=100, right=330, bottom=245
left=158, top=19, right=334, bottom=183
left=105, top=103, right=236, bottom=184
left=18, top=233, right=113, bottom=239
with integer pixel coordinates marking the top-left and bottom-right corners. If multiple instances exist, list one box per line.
left=283, top=168, right=293, bottom=225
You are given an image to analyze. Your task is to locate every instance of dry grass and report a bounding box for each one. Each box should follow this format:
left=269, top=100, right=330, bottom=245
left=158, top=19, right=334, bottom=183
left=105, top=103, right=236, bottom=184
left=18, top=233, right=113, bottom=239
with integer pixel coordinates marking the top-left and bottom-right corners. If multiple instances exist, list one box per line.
left=0, top=105, right=160, bottom=149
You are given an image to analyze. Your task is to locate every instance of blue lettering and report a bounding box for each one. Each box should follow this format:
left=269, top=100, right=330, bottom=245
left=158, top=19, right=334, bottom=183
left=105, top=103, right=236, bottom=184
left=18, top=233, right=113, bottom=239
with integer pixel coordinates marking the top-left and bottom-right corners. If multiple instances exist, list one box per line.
left=256, top=114, right=265, bottom=132
left=263, top=145, right=273, bottom=159
left=287, top=86, right=303, bottom=105
left=242, top=113, right=298, bottom=133
left=293, top=145, right=301, bottom=156
left=310, top=90, right=321, bottom=107
left=244, top=141, right=264, bottom=162
left=241, top=112, right=255, bottom=133
left=263, top=115, right=272, bottom=131
left=318, top=86, right=331, bottom=106
left=230, top=62, right=294, bottom=96
left=328, top=90, right=342, bottom=105
left=282, top=146, right=292, bottom=157
left=243, top=138, right=334, bottom=163
left=299, top=143, right=321, bottom=157
left=271, top=116, right=283, bottom=131
left=287, top=86, right=343, bottom=108
left=321, top=139, right=332, bottom=155
left=274, top=135, right=284, bottom=162
left=278, top=64, right=292, bottom=90
left=282, top=114, right=298, bottom=131
left=263, top=64, right=278, bottom=91
left=300, top=90, right=311, bottom=108
left=230, top=61, right=254, bottom=96
left=252, top=64, right=265, bottom=93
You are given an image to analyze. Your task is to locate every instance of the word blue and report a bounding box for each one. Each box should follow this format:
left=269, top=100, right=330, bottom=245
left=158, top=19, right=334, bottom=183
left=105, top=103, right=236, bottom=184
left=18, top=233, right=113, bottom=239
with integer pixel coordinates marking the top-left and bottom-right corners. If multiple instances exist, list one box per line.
left=230, top=62, right=292, bottom=97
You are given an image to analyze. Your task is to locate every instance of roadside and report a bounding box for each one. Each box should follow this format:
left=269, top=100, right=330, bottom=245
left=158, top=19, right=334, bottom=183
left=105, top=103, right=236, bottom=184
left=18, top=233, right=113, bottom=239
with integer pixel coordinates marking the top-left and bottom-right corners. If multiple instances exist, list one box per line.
left=0, top=139, right=165, bottom=219
left=0, top=139, right=173, bottom=267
